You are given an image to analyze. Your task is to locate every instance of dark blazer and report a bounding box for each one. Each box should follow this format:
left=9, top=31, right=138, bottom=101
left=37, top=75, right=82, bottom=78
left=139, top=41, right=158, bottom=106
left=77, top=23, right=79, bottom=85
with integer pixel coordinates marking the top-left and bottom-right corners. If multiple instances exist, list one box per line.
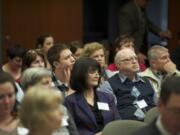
left=118, top=1, right=161, bottom=53
left=131, top=119, right=161, bottom=135
left=65, top=91, right=120, bottom=135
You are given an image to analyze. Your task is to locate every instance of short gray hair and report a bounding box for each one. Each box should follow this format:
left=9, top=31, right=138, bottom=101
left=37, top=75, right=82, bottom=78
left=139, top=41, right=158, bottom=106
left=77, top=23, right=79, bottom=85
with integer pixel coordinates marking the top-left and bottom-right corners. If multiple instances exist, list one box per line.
left=148, top=45, right=168, bottom=60
left=114, top=51, right=122, bottom=69
left=21, top=67, right=51, bottom=90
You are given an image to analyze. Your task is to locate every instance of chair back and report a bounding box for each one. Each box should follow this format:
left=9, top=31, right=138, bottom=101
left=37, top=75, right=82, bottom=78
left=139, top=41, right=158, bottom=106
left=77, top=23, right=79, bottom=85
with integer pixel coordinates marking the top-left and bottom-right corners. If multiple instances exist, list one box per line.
left=144, top=107, right=159, bottom=124
left=102, top=120, right=147, bottom=135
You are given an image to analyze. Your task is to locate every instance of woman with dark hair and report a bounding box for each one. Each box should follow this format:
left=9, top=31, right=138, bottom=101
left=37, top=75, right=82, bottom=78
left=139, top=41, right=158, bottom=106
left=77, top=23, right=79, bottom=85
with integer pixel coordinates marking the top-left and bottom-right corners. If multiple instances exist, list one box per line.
left=22, top=49, right=46, bottom=72
left=0, top=71, right=20, bottom=135
left=2, top=44, right=26, bottom=83
left=36, top=34, right=54, bottom=69
left=65, top=58, right=120, bottom=135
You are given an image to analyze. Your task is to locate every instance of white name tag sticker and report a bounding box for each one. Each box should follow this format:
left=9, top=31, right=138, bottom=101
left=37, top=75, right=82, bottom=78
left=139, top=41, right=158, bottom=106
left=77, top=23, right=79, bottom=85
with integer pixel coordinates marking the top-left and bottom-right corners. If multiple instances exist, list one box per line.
left=61, top=116, right=69, bottom=126
left=97, top=102, right=110, bottom=111
left=136, top=99, right=148, bottom=109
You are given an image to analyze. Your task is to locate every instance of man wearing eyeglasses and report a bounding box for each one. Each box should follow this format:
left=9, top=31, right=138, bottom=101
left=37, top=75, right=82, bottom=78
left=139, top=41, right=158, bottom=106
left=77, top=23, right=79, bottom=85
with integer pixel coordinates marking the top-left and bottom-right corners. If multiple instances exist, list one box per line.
left=132, top=76, right=180, bottom=135
left=99, top=48, right=156, bottom=120
left=139, top=45, right=180, bottom=98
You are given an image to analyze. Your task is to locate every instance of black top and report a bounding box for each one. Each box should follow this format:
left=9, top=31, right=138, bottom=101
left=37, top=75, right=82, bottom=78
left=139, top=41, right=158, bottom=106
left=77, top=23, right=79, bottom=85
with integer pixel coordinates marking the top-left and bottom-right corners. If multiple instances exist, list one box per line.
left=88, top=92, right=104, bottom=133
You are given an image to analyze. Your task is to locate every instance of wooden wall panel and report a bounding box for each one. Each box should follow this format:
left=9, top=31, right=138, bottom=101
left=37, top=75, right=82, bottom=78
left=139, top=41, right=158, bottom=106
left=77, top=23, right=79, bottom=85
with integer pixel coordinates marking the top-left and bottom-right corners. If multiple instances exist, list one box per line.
left=2, top=0, right=83, bottom=63
left=168, top=0, right=180, bottom=51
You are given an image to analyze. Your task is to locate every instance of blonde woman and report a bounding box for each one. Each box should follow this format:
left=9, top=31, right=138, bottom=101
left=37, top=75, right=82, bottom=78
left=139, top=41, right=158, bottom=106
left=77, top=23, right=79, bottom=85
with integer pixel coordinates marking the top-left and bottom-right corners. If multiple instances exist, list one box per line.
left=19, top=86, right=63, bottom=135
left=81, top=42, right=116, bottom=82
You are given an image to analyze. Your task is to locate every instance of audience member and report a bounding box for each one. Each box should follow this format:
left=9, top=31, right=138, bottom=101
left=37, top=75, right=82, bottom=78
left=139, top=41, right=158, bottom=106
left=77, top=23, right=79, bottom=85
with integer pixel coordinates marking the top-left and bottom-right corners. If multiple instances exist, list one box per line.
left=65, top=58, right=120, bottom=135
left=36, top=34, right=54, bottom=69
left=69, top=41, right=83, bottom=60
left=47, top=44, right=75, bottom=96
left=22, top=49, right=46, bottom=72
left=108, top=36, right=147, bottom=72
left=131, top=76, right=180, bottom=135
left=81, top=42, right=116, bottom=82
left=21, top=67, right=52, bottom=90
left=20, top=67, right=79, bottom=135
left=2, top=44, right=26, bottom=83
left=100, top=40, right=111, bottom=65
left=100, top=48, right=155, bottom=120
left=118, top=0, right=171, bottom=62
left=19, top=86, right=63, bottom=135
left=0, top=71, right=19, bottom=135
left=139, top=45, right=180, bottom=97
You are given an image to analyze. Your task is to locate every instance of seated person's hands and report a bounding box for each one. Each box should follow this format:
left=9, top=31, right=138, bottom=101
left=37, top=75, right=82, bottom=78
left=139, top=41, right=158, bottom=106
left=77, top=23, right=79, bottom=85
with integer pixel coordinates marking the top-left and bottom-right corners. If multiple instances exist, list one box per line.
left=164, top=61, right=176, bottom=74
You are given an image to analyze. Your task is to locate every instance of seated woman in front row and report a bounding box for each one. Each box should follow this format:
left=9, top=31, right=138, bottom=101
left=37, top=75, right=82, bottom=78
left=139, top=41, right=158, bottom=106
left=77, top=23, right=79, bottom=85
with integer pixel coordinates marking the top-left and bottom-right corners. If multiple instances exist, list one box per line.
left=65, top=58, right=120, bottom=135
left=19, top=86, right=63, bottom=135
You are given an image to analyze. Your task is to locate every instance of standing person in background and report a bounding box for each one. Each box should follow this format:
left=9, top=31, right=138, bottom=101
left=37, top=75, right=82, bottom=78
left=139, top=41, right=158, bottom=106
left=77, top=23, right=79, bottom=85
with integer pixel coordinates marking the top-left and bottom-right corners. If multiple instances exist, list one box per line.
left=36, top=34, right=54, bottom=69
left=65, top=58, right=120, bottom=135
left=118, top=0, right=171, bottom=64
left=2, top=44, right=26, bottom=83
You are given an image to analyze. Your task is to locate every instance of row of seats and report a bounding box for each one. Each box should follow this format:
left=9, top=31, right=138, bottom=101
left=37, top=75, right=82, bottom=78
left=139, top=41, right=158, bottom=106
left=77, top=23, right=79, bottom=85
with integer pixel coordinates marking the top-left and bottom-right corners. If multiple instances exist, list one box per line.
left=102, top=107, right=159, bottom=135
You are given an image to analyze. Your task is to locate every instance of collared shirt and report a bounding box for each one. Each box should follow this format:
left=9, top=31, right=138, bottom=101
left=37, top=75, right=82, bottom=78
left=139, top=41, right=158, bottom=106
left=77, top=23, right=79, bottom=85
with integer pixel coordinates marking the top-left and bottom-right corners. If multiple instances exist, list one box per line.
left=156, top=116, right=171, bottom=135
left=51, top=72, right=68, bottom=97
left=118, top=72, right=145, bottom=83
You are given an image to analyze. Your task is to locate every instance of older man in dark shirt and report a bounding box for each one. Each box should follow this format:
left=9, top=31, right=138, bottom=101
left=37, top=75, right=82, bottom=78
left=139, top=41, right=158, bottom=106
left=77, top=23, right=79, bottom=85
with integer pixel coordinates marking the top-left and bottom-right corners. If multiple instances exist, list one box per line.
left=100, top=48, right=156, bottom=120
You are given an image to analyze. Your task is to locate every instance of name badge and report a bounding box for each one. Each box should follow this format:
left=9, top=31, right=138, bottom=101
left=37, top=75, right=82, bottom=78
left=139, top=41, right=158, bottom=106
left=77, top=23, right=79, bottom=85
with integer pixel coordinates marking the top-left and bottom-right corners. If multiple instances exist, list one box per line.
left=61, top=116, right=69, bottom=126
left=136, top=99, right=148, bottom=109
left=97, top=102, right=110, bottom=111
left=17, top=127, right=29, bottom=135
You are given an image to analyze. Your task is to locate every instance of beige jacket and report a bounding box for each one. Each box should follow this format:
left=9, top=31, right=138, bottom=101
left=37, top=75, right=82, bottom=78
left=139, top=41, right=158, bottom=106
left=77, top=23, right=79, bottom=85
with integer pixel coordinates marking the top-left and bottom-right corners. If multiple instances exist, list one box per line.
left=139, top=68, right=180, bottom=98
left=139, top=68, right=161, bottom=97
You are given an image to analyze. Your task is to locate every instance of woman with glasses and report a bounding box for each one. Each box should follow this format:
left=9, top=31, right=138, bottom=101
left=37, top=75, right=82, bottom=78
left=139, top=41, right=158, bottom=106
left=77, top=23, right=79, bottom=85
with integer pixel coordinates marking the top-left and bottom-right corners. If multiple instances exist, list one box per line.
left=65, top=58, right=120, bottom=135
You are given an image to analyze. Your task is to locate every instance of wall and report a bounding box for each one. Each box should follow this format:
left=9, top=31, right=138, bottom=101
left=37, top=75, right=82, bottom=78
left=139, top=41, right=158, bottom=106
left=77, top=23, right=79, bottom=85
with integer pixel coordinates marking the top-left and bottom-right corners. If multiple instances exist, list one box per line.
left=0, top=0, right=2, bottom=64
left=1, top=0, right=83, bottom=63
left=168, top=0, right=180, bottom=51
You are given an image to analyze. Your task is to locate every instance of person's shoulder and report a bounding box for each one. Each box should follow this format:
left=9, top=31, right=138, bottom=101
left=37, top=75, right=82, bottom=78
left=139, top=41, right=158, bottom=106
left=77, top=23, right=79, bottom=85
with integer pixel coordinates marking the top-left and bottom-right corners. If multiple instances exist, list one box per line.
left=65, top=92, right=78, bottom=101
left=138, top=68, right=152, bottom=76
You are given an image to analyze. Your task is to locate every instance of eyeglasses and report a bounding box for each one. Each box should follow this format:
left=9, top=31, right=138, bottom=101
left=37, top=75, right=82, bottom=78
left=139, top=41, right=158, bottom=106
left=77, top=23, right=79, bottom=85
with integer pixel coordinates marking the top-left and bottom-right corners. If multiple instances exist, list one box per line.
left=120, top=56, right=138, bottom=62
